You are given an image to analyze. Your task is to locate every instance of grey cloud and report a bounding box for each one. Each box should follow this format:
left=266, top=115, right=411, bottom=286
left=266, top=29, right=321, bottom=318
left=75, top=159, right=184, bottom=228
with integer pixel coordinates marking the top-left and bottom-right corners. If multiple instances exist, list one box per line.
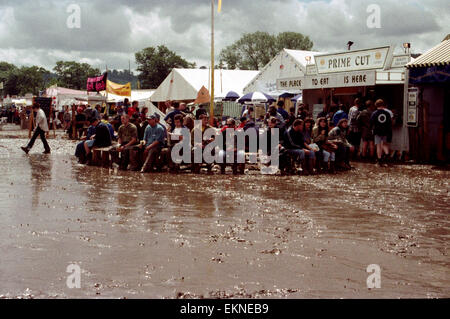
left=0, top=0, right=447, bottom=71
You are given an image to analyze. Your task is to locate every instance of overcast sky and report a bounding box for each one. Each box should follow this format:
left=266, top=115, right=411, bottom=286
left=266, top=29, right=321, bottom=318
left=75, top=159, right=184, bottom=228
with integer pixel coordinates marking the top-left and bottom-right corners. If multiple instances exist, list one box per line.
left=0, top=0, right=448, bottom=72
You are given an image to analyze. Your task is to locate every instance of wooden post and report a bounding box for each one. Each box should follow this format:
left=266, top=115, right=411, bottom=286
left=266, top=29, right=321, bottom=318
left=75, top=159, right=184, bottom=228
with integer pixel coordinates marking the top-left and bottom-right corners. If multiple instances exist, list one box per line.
left=72, top=105, right=77, bottom=140
left=52, top=106, right=56, bottom=138
left=102, top=150, right=111, bottom=168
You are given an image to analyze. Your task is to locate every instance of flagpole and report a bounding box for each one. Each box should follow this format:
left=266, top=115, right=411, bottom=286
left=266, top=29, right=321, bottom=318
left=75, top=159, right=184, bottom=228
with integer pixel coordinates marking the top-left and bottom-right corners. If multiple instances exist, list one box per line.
left=105, top=65, right=109, bottom=115
left=210, top=0, right=215, bottom=125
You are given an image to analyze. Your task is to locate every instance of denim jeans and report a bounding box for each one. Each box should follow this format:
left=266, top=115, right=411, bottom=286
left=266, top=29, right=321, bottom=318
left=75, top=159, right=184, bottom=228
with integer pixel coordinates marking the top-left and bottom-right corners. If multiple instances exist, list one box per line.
left=27, top=127, right=50, bottom=152
left=287, top=149, right=305, bottom=162
left=322, top=150, right=336, bottom=162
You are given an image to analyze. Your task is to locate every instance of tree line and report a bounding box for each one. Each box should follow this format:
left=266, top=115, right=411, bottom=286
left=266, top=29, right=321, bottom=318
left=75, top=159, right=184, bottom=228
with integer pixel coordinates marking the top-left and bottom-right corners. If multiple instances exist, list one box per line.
left=0, top=31, right=313, bottom=96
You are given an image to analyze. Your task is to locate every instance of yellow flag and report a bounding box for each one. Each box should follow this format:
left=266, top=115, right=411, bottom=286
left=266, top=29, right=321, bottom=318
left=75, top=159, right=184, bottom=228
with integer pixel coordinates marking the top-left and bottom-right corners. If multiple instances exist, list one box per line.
left=218, top=0, right=222, bottom=12
left=106, top=80, right=131, bottom=97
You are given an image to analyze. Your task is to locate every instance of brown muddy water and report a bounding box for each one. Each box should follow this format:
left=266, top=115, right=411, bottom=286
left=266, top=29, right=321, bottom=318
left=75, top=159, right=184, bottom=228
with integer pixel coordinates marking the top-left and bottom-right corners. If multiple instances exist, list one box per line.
left=0, top=137, right=449, bottom=299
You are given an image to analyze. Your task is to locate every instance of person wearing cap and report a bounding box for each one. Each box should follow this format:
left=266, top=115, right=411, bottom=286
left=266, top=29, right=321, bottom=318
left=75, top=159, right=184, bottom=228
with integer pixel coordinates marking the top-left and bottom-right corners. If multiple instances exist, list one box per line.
left=141, top=114, right=166, bottom=173
left=21, top=103, right=51, bottom=154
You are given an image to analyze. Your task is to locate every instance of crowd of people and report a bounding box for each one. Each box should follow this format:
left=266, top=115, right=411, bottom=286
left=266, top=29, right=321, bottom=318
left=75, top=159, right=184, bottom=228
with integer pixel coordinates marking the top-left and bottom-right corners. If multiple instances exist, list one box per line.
left=71, top=96, right=397, bottom=175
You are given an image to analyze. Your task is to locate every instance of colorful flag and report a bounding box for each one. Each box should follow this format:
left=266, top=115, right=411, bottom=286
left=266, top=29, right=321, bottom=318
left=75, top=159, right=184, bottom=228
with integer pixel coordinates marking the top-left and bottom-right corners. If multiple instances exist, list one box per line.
left=218, top=0, right=222, bottom=12
left=87, top=73, right=107, bottom=92
left=106, top=80, right=131, bottom=97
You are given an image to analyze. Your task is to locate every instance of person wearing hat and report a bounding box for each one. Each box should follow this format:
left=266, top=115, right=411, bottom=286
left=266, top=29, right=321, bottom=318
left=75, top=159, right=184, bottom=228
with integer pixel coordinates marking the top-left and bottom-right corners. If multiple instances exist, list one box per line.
left=21, top=103, right=51, bottom=154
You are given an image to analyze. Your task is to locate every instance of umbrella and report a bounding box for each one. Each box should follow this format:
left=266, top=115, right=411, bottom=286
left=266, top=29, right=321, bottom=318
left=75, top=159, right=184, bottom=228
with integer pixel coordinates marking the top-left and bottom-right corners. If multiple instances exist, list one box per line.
left=291, top=94, right=303, bottom=103
left=238, top=92, right=276, bottom=104
left=221, top=91, right=240, bottom=101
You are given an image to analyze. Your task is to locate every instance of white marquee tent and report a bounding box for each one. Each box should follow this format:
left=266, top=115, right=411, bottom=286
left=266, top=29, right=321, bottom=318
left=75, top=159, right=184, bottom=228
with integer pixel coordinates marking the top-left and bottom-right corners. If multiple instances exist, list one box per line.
left=150, top=68, right=259, bottom=102
left=243, top=49, right=325, bottom=96
left=102, top=89, right=167, bottom=126
left=103, top=89, right=156, bottom=104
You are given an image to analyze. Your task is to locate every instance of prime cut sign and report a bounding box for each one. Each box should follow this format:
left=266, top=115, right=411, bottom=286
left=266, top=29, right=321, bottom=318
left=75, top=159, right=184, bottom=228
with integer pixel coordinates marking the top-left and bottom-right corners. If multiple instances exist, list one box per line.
left=314, top=47, right=391, bottom=74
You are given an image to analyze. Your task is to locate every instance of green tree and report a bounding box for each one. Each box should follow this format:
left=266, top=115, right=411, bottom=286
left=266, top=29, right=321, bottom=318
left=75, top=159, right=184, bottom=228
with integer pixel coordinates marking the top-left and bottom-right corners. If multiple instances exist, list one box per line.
left=108, top=69, right=138, bottom=89
left=53, top=61, right=101, bottom=90
left=15, top=66, right=50, bottom=95
left=135, top=45, right=195, bottom=89
left=276, top=32, right=314, bottom=52
left=0, top=62, right=18, bottom=95
left=219, top=31, right=314, bottom=70
left=0, top=62, right=50, bottom=95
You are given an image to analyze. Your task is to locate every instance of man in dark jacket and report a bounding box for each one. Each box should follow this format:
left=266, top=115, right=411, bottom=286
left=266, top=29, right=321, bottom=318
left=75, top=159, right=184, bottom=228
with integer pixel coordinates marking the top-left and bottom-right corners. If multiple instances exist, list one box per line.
left=283, top=119, right=315, bottom=174
left=83, top=117, right=112, bottom=158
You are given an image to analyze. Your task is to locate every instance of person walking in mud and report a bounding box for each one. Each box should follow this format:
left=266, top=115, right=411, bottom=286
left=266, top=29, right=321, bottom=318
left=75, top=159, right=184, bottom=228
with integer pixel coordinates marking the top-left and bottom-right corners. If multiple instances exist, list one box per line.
left=21, top=103, right=51, bottom=154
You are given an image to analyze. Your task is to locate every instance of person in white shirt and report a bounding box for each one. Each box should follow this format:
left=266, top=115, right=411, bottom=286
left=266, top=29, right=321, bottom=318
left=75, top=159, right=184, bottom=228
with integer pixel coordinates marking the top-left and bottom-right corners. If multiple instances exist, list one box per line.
left=21, top=104, right=51, bottom=154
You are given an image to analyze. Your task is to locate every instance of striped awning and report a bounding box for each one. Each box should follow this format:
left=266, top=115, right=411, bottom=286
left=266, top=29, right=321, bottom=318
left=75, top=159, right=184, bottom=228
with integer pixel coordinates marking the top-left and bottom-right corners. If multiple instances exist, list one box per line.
left=407, top=38, right=450, bottom=68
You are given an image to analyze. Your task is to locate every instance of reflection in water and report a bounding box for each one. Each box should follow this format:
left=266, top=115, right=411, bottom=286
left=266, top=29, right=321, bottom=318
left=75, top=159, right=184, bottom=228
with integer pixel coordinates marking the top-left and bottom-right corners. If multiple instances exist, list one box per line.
left=28, top=155, right=52, bottom=210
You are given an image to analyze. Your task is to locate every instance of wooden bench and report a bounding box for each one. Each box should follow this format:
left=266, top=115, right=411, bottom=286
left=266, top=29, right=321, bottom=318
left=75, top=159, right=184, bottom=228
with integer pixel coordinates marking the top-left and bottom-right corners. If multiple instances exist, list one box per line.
left=88, top=143, right=118, bottom=168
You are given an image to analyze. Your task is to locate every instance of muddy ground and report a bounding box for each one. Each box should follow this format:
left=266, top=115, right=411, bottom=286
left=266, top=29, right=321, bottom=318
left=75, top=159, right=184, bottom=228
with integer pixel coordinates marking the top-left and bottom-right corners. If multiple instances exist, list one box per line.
left=0, top=128, right=448, bottom=299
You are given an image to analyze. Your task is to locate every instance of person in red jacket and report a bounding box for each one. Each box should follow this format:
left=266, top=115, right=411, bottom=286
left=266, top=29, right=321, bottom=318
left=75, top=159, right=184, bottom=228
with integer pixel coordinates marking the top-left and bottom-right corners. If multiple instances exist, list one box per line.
left=127, top=100, right=139, bottom=117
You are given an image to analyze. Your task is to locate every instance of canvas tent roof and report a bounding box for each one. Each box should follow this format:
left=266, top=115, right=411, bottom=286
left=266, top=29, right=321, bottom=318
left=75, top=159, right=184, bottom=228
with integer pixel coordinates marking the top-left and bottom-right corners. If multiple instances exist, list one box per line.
left=101, top=90, right=166, bottom=127
left=103, top=90, right=155, bottom=103
left=407, top=38, right=450, bottom=68
left=45, top=85, right=104, bottom=110
left=150, top=68, right=259, bottom=102
left=243, top=49, right=324, bottom=96
left=45, top=85, right=98, bottom=97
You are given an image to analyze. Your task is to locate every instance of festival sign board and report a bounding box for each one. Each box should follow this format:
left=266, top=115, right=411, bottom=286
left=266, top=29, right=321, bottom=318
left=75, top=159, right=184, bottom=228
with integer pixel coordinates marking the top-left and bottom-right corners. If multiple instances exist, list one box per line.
left=305, top=64, right=317, bottom=76
left=87, top=73, right=107, bottom=92
left=34, top=97, right=52, bottom=118
left=391, top=55, right=411, bottom=68
left=407, top=87, right=419, bottom=127
left=277, top=70, right=376, bottom=91
left=314, top=46, right=391, bottom=74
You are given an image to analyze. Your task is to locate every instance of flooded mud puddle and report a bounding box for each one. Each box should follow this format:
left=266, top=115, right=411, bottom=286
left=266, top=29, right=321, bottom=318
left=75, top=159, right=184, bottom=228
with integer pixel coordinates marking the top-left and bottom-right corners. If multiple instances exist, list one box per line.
left=0, top=138, right=448, bottom=298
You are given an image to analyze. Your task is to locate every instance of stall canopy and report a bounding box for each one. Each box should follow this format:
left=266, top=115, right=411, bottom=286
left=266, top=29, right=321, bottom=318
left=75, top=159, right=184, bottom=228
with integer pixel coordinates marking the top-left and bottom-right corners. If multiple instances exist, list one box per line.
left=243, top=49, right=325, bottom=96
left=45, top=85, right=101, bottom=110
left=102, top=89, right=166, bottom=126
left=150, top=68, right=259, bottom=102
left=407, top=37, right=450, bottom=84
left=103, top=90, right=155, bottom=103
